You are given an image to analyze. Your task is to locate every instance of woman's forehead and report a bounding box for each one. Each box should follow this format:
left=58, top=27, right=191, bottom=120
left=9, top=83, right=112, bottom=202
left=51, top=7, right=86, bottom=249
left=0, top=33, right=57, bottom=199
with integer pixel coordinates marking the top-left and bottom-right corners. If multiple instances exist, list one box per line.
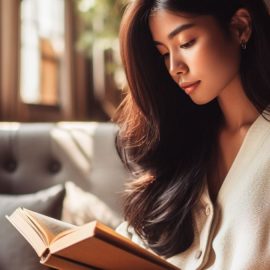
left=149, top=10, right=218, bottom=39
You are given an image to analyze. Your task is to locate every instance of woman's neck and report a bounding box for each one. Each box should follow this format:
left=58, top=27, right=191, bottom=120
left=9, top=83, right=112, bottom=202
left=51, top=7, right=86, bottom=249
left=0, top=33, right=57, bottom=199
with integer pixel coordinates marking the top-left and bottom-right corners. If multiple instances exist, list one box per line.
left=217, top=77, right=260, bottom=131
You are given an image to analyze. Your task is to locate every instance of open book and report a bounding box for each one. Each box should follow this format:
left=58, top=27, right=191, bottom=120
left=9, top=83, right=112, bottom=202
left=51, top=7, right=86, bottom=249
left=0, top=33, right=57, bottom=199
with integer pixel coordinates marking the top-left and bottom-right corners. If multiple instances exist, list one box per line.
left=6, top=208, right=179, bottom=270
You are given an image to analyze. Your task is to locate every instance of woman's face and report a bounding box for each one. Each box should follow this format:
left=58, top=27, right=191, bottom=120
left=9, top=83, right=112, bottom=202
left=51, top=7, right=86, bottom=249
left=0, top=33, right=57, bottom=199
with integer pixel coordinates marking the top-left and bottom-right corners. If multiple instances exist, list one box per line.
left=149, top=10, right=241, bottom=105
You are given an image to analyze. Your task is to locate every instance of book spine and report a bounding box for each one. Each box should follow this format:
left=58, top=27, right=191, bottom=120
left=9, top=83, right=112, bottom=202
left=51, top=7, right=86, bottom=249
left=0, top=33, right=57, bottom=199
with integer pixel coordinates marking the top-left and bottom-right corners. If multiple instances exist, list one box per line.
left=41, top=254, right=99, bottom=270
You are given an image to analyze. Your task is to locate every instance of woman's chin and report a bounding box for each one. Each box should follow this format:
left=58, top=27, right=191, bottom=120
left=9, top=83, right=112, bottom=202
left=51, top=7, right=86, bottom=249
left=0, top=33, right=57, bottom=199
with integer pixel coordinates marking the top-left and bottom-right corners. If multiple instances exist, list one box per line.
left=190, top=96, right=216, bottom=106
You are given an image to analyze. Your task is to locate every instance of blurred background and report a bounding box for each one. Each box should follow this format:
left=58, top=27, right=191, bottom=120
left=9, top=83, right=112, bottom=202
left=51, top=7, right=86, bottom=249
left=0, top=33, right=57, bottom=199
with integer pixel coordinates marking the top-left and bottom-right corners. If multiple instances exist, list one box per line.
left=0, top=0, right=127, bottom=122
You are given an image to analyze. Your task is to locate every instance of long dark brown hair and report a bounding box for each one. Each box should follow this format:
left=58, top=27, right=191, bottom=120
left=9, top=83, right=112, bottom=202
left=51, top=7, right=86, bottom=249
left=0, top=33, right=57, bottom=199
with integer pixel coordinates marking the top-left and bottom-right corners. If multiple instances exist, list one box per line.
left=114, top=0, right=270, bottom=257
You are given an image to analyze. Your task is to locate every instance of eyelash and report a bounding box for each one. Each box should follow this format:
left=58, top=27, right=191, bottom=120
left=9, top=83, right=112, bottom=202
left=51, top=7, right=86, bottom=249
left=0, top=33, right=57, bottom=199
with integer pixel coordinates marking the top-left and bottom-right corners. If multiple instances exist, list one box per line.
left=161, top=39, right=196, bottom=59
left=180, top=39, right=196, bottom=49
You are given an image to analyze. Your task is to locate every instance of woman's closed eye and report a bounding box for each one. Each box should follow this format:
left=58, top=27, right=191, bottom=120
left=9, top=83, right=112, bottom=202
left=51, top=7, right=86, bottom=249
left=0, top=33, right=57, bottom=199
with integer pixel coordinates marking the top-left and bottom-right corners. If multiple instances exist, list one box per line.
left=160, top=39, right=196, bottom=58
left=180, top=39, right=196, bottom=49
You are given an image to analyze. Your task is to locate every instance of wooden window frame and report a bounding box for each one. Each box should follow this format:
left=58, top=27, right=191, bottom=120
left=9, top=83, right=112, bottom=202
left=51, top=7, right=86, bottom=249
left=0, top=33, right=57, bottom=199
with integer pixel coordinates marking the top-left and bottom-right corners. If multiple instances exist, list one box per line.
left=0, top=0, right=77, bottom=122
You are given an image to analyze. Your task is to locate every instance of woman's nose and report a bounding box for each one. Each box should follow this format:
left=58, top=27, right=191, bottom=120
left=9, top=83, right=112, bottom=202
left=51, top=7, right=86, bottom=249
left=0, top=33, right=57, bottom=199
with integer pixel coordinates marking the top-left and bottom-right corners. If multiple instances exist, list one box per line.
left=169, top=54, right=188, bottom=78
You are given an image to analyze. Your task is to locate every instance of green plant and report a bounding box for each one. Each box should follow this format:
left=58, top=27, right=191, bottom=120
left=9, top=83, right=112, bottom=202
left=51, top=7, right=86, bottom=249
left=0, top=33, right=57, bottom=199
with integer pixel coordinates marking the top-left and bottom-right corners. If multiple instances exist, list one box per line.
left=74, top=0, right=127, bottom=56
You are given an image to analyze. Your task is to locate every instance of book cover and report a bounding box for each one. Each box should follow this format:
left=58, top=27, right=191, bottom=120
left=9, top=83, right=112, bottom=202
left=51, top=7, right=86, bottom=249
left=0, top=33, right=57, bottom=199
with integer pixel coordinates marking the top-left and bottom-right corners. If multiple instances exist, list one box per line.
left=6, top=208, right=179, bottom=270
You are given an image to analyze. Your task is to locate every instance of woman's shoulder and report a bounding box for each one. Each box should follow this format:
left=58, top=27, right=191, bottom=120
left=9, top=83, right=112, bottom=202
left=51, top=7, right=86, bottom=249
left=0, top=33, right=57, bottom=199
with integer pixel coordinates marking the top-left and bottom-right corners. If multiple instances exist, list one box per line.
left=115, top=221, right=149, bottom=249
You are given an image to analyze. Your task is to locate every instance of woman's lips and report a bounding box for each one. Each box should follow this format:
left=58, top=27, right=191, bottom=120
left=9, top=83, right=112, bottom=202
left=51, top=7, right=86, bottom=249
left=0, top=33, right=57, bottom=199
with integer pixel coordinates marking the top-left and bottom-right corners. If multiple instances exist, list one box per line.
left=179, top=80, right=201, bottom=94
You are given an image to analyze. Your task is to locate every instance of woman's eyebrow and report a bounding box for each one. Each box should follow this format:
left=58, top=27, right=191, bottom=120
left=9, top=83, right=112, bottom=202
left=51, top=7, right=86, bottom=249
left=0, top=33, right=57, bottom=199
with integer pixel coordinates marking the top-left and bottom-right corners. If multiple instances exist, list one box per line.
left=168, top=23, right=195, bottom=39
left=153, top=23, right=196, bottom=46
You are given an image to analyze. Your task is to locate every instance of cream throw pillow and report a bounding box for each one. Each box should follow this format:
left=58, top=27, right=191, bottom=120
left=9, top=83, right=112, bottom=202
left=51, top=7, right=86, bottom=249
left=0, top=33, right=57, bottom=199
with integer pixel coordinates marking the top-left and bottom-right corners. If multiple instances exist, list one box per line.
left=0, top=184, right=65, bottom=270
left=62, top=182, right=122, bottom=229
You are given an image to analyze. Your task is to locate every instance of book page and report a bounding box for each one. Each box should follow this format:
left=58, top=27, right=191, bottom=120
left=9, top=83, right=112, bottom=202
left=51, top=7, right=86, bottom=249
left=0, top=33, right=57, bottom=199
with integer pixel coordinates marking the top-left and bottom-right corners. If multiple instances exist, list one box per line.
left=24, top=209, right=77, bottom=244
left=6, top=208, right=48, bottom=257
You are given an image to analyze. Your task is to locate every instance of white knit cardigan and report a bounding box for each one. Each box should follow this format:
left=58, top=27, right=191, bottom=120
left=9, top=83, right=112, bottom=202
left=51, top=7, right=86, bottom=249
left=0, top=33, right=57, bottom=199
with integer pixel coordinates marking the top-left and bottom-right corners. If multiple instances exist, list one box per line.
left=117, top=112, right=270, bottom=270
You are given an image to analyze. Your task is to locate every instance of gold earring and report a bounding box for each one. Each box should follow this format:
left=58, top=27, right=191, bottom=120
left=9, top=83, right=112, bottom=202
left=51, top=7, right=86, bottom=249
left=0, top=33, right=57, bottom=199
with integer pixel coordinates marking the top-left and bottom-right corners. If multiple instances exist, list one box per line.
left=241, top=40, right=247, bottom=50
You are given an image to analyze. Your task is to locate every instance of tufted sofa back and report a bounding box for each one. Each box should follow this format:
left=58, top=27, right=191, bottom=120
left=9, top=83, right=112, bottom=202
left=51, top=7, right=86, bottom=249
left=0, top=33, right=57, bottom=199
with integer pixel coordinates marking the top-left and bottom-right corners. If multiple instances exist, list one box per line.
left=0, top=122, right=129, bottom=216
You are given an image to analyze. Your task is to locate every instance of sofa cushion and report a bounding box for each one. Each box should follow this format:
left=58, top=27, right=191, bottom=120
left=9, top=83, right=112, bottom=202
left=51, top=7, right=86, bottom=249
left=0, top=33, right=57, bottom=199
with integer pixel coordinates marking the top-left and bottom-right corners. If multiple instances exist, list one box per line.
left=0, top=122, right=127, bottom=217
left=0, top=184, right=65, bottom=270
left=62, top=181, right=122, bottom=229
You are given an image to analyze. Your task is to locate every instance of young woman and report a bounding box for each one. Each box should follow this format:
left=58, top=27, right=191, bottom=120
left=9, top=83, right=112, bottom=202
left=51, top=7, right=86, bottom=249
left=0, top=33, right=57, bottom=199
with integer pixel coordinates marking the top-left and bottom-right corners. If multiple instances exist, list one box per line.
left=114, top=0, right=270, bottom=269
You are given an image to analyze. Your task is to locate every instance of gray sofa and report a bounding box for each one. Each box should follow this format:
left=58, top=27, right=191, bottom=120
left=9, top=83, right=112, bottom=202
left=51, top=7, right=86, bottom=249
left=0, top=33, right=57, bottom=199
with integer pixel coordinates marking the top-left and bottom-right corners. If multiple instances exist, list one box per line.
left=0, top=122, right=129, bottom=270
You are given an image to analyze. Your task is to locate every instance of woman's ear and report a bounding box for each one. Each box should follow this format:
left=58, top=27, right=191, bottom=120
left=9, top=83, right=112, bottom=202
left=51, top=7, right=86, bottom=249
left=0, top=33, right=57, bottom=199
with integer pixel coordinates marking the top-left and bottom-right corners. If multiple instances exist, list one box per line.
left=230, top=8, right=252, bottom=45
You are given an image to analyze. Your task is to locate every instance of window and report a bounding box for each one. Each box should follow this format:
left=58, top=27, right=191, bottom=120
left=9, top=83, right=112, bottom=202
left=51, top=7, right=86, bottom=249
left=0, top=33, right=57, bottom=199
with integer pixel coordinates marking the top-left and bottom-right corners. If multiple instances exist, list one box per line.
left=0, top=0, right=124, bottom=122
left=20, top=0, right=65, bottom=106
left=0, top=0, right=77, bottom=121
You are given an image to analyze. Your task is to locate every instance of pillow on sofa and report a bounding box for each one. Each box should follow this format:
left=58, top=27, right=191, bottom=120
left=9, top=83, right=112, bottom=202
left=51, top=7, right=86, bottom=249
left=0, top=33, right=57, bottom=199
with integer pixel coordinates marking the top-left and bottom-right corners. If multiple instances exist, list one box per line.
left=62, top=182, right=122, bottom=229
left=0, top=184, right=65, bottom=270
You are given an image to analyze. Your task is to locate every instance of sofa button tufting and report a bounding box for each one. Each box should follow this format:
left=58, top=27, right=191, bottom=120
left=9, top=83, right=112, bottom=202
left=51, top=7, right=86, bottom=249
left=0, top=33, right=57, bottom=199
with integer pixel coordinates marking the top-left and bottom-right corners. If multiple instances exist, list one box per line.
left=4, top=159, right=17, bottom=172
left=49, top=161, right=61, bottom=173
